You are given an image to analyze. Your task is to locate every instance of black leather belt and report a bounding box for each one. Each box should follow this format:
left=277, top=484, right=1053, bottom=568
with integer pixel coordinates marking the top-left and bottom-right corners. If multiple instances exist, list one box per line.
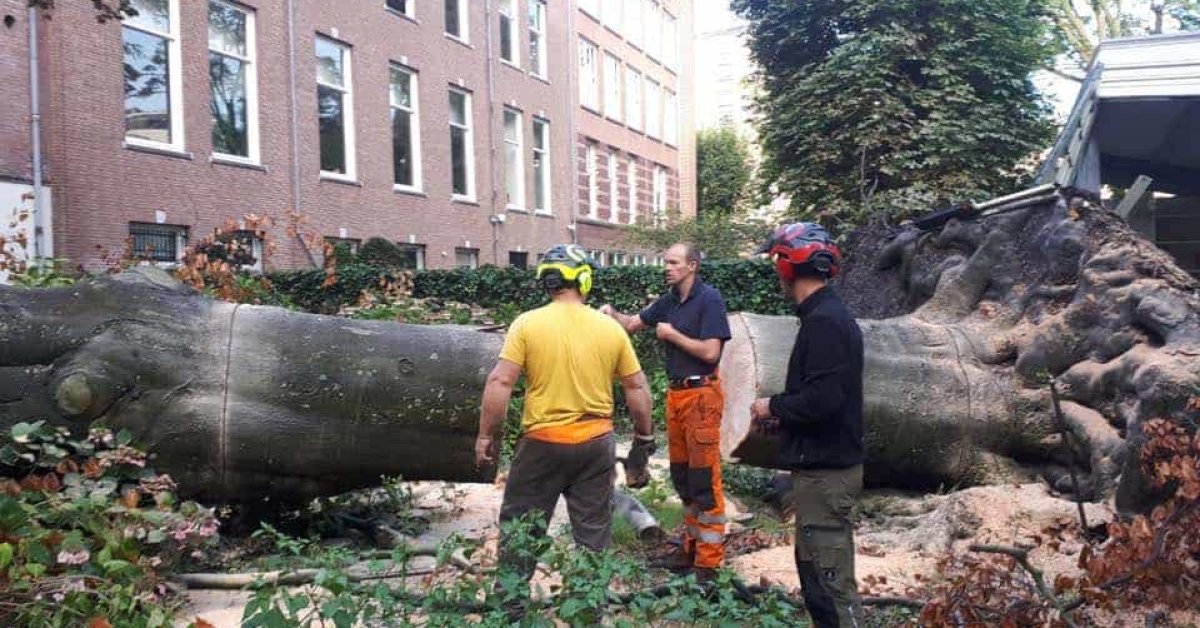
left=668, top=375, right=718, bottom=390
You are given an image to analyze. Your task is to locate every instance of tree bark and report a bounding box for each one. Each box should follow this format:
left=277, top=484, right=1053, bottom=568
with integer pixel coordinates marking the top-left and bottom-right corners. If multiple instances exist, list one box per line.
left=722, top=193, right=1200, bottom=511
left=0, top=269, right=501, bottom=502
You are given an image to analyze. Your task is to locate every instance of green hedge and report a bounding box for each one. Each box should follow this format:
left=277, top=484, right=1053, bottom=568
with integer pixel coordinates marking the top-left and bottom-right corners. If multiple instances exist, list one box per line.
left=270, top=260, right=792, bottom=317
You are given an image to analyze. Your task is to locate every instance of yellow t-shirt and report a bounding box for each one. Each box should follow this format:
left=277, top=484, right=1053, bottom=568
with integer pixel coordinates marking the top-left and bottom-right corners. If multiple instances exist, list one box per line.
left=499, top=301, right=643, bottom=442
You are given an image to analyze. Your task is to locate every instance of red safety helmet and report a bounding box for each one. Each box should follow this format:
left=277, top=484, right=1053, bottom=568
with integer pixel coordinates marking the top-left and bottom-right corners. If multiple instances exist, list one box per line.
left=756, top=222, right=842, bottom=281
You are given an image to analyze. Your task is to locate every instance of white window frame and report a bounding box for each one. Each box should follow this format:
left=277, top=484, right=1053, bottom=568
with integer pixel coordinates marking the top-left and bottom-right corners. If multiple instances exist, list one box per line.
left=503, top=108, right=525, bottom=210
left=578, top=38, right=599, bottom=112
left=123, top=0, right=184, bottom=152
left=130, top=222, right=188, bottom=266
left=607, top=150, right=619, bottom=222
left=627, top=157, right=638, bottom=225
left=455, top=247, right=479, bottom=269
left=532, top=117, right=551, bottom=214
left=645, top=78, right=662, bottom=139
left=653, top=164, right=667, bottom=225
left=445, top=0, right=469, bottom=42
left=499, top=0, right=519, bottom=65
left=585, top=142, right=598, bottom=219
left=625, top=67, right=642, bottom=131
left=386, top=0, right=414, bottom=18
left=664, top=11, right=678, bottom=69
left=448, top=87, right=476, bottom=201
left=528, top=0, right=548, bottom=78
left=208, top=0, right=259, bottom=163
left=644, top=0, right=662, bottom=61
left=664, top=90, right=678, bottom=146
left=390, top=64, right=423, bottom=192
left=624, top=0, right=641, bottom=48
left=316, top=36, right=356, bottom=180
left=603, top=53, right=622, bottom=122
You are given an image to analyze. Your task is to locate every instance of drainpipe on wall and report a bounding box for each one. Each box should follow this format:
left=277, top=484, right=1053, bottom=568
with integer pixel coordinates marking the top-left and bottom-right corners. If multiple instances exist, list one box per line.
left=27, top=6, right=44, bottom=259
left=484, top=0, right=501, bottom=266
left=565, top=1, right=579, bottom=245
left=285, top=0, right=318, bottom=268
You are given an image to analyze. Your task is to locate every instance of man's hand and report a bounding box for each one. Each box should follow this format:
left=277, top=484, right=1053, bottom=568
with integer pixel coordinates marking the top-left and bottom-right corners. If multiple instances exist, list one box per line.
left=474, top=435, right=498, bottom=470
left=599, top=304, right=617, bottom=318
left=623, top=435, right=657, bottom=489
left=750, top=398, right=781, bottom=435
left=655, top=322, right=679, bottom=342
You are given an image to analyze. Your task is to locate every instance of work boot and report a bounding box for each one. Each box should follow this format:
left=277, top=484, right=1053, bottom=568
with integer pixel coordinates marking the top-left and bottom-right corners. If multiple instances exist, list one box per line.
left=649, top=546, right=695, bottom=573
left=693, top=567, right=718, bottom=585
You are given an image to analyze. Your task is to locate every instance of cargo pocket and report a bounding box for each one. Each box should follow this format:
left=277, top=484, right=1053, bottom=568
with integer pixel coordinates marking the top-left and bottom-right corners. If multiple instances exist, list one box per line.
left=812, top=529, right=851, bottom=589
left=688, top=426, right=721, bottom=510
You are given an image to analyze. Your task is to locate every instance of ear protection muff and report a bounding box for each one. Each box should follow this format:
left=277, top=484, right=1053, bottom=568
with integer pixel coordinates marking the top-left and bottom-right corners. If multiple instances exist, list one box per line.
left=576, top=268, right=593, bottom=297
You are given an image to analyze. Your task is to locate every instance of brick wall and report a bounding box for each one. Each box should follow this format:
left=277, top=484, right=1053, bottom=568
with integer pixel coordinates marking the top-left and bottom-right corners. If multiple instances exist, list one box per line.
left=34, top=0, right=581, bottom=270
left=0, top=1, right=32, bottom=183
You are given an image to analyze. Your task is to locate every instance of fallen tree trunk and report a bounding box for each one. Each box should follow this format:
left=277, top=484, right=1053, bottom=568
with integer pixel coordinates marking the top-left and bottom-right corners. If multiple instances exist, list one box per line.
left=722, top=193, right=1200, bottom=510
left=0, top=269, right=501, bottom=502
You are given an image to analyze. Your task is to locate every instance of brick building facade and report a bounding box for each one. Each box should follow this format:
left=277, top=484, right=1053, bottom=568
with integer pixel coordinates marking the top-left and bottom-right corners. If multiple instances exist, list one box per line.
left=0, top=0, right=693, bottom=272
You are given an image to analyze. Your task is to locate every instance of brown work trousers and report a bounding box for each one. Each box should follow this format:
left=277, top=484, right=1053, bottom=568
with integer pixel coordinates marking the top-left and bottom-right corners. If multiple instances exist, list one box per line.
left=792, top=464, right=864, bottom=628
left=497, top=432, right=616, bottom=583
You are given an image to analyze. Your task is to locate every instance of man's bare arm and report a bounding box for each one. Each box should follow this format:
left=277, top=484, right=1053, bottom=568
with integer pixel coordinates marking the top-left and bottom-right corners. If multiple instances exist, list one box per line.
left=476, top=359, right=522, bottom=467
left=620, top=370, right=654, bottom=438
left=656, top=324, right=723, bottom=364
left=600, top=304, right=647, bottom=334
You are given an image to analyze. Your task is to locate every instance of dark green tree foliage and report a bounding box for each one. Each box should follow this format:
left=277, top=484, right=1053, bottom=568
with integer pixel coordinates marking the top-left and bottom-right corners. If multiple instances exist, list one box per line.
left=697, top=127, right=753, bottom=214
left=623, top=211, right=770, bottom=262
left=732, top=0, right=1056, bottom=228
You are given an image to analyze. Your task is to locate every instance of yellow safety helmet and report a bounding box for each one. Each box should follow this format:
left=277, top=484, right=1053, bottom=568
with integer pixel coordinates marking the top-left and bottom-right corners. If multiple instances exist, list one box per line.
left=536, top=244, right=595, bottom=296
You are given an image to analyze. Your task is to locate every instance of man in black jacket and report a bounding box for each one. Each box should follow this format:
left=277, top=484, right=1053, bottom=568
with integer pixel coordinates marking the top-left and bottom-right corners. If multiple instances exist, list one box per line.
left=750, top=222, right=864, bottom=628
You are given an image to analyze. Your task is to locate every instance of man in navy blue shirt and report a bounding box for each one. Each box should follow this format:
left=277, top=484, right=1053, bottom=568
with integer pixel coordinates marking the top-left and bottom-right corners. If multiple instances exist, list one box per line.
left=601, top=243, right=731, bottom=579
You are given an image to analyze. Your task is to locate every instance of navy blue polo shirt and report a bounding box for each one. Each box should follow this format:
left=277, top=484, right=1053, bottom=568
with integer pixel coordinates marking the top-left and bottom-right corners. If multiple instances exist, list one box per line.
left=639, top=281, right=732, bottom=379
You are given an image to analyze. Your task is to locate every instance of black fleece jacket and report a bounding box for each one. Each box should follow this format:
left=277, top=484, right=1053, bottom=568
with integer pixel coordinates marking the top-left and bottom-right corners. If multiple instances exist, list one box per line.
left=768, top=286, right=865, bottom=470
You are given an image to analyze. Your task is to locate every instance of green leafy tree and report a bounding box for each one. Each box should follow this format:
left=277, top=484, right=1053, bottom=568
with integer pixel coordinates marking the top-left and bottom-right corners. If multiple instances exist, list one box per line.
left=732, top=0, right=1056, bottom=228
left=622, top=210, right=770, bottom=261
left=1050, top=0, right=1200, bottom=67
left=697, top=127, right=753, bottom=215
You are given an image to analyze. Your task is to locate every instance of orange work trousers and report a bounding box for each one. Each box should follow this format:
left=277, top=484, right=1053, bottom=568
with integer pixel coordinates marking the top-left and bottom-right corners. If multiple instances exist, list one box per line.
left=666, top=380, right=726, bottom=569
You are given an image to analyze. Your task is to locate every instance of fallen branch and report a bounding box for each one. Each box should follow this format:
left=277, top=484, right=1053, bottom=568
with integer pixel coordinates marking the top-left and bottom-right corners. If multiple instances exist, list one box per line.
left=968, top=544, right=1079, bottom=628
left=861, top=596, right=926, bottom=610
left=175, top=561, right=437, bottom=590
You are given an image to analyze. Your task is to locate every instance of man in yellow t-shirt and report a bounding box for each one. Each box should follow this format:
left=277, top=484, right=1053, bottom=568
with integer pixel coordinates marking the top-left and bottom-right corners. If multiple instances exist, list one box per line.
left=475, top=244, right=655, bottom=588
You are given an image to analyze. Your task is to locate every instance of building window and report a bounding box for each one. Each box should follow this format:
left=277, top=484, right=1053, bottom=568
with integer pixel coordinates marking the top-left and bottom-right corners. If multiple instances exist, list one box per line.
left=532, top=118, right=550, bottom=213
left=611, top=251, right=627, bottom=266
left=645, top=79, right=662, bottom=139
left=585, top=141, right=598, bottom=218
left=603, top=53, right=622, bottom=122
left=664, top=90, right=678, bottom=146
left=645, top=0, right=664, bottom=61
left=579, top=38, right=599, bottom=111
left=508, top=251, right=528, bottom=269
left=624, top=0, right=641, bottom=48
left=653, top=165, right=667, bottom=225
left=130, top=223, right=187, bottom=263
left=324, top=236, right=362, bottom=256
left=445, top=0, right=467, bottom=40
left=579, top=0, right=598, bottom=19
left=456, top=247, right=479, bottom=269
left=123, top=0, right=182, bottom=148
left=208, top=1, right=257, bottom=161
left=590, top=250, right=607, bottom=267
left=499, top=0, right=518, bottom=64
left=625, top=68, right=642, bottom=131
left=397, top=243, right=426, bottom=269
left=390, top=65, right=422, bottom=190
left=316, top=36, right=355, bottom=177
left=528, top=0, right=547, bottom=77
left=654, top=255, right=664, bottom=266
left=449, top=88, right=475, bottom=199
left=608, top=150, right=620, bottom=221
left=627, top=157, right=638, bottom=224
left=226, top=229, right=265, bottom=271
left=503, top=108, right=525, bottom=209
left=386, top=0, right=413, bottom=18
left=664, top=12, right=678, bottom=68
left=633, top=253, right=647, bottom=265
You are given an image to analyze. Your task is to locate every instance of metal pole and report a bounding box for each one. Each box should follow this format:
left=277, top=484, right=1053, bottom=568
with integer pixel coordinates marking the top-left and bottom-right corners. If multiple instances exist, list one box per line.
left=484, top=0, right=501, bottom=265
left=28, top=6, right=44, bottom=259
left=973, top=183, right=1057, bottom=212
